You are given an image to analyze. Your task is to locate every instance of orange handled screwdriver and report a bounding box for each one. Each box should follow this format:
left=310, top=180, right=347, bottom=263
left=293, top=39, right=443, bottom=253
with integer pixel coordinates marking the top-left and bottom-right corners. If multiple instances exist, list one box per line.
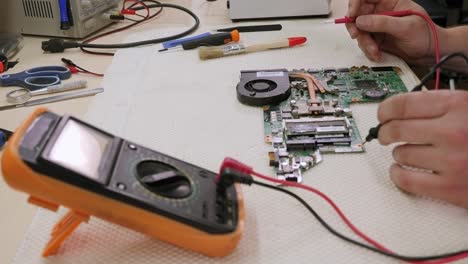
left=182, top=30, right=240, bottom=49
left=160, top=30, right=240, bottom=52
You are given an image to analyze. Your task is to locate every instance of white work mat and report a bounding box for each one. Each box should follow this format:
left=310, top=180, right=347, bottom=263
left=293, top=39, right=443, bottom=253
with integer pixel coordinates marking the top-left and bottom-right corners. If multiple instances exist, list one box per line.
left=13, top=21, right=468, bottom=264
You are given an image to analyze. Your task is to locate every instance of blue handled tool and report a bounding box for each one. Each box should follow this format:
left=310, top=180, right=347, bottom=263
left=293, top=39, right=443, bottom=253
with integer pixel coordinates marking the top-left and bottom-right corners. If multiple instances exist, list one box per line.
left=0, top=128, right=13, bottom=149
left=160, top=32, right=212, bottom=50
left=0, top=66, right=72, bottom=91
left=0, top=131, right=5, bottom=149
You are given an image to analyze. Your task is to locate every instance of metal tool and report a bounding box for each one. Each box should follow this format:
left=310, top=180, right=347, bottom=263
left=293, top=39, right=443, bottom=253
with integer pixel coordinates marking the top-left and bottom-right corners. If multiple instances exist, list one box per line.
left=0, top=66, right=71, bottom=90
left=6, top=80, right=87, bottom=104
left=0, top=87, right=103, bottom=111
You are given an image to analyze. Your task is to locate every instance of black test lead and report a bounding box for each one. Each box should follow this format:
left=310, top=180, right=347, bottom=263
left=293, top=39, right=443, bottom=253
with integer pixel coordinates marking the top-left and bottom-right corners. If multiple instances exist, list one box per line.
left=361, top=124, right=382, bottom=146
left=360, top=53, right=468, bottom=147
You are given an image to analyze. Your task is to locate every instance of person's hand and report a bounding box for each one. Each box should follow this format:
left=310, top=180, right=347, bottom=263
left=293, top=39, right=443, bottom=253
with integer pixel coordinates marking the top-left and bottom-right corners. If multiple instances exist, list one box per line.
left=377, top=90, right=468, bottom=207
left=347, top=0, right=442, bottom=63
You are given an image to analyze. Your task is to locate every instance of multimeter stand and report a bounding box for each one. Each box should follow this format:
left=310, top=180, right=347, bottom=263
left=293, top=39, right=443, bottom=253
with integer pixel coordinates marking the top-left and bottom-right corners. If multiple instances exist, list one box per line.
left=28, top=196, right=90, bottom=256
left=45, top=210, right=90, bottom=256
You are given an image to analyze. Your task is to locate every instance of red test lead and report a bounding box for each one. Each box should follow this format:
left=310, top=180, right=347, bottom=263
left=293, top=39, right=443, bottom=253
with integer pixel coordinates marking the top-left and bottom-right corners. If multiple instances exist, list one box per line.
left=324, top=10, right=413, bottom=24
left=325, top=9, right=441, bottom=90
left=218, top=157, right=468, bottom=263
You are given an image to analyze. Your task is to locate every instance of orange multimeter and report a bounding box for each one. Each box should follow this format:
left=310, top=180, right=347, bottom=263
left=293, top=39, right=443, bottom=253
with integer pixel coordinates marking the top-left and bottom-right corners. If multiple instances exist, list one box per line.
left=1, top=108, right=244, bottom=257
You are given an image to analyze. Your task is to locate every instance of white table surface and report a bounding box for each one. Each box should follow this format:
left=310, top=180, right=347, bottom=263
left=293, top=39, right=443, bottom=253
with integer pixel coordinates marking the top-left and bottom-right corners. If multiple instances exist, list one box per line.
left=5, top=1, right=433, bottom=263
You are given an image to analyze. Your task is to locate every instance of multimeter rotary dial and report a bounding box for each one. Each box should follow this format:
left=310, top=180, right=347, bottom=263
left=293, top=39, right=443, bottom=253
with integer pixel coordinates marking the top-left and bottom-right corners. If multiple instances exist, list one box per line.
left=136, top=160, right=193, bottom=199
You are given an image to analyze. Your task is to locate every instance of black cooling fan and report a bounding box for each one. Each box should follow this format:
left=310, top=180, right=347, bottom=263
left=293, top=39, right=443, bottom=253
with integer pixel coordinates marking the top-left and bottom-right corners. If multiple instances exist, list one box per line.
left=236, top=69, right=291, bottom=106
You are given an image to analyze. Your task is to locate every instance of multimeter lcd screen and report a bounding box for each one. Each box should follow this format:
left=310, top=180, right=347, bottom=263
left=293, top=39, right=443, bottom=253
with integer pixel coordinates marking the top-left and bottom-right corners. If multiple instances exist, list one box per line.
left=47, top=119, right=112, bottom=181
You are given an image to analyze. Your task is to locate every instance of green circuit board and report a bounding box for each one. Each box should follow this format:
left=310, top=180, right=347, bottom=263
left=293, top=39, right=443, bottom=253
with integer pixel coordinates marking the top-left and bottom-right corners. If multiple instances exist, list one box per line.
left=262, top=66, right=407, bottom=182
left=313, top=66, right=407, bottom=106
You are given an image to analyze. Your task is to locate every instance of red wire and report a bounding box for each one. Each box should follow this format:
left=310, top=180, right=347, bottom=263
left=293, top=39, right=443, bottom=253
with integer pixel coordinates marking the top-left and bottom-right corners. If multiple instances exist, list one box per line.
left=406, top=10, right=440, bottom=90
left=251, top=170, right=467, bottom=263
left=80, top=0, right=152, bottom=56
left=222, top=12, right=445, bottom=262
left=122, top=0, right=150, bottom=19
left=251, top=171, right=392, bottom=252
left=338, top=10, right=441, bottom=90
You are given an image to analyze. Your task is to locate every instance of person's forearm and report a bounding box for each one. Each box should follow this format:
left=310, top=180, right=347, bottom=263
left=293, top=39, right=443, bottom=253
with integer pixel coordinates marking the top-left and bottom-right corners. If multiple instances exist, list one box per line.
left=439, top=26, right=468, bottom=73
left=441, top=26, right=468, bottom=55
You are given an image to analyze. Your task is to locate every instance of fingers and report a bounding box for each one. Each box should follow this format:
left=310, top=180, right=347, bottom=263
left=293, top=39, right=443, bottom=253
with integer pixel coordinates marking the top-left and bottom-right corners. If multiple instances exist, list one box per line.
left=378, top=119, right=442, bottom=145
left=356, top=34, right=381, bottom=60
left=346, top=1, right=361, bottom=39
left=346, top=1, right=375, bottom=39
left=346, top=24, right=360, bottom=39
left=348, top=0, right=383, bottom=17
left=392, top=144, right=468, bottom=180
left=390, top=164, right=468, bottom=208
left=358, top=3, right=376, bottom=15
left=355, top=15, right=412, bottom=38
left=392, top=144, right=441, bottom=172
left=347, top=0, right=361, bottom=17
left=377, top=91, right=450, bottom=124
left=390, top=164, right=448, bottom=200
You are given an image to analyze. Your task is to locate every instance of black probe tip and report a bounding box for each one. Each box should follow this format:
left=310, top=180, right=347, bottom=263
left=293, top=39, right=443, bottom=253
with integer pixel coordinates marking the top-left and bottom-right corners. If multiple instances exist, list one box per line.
left=365, top=123, right=382, bottom=143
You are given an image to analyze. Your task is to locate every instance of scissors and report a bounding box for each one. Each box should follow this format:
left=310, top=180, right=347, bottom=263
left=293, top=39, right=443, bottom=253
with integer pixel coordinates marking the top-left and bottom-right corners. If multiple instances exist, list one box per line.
left=0, top=66, right=71, bottom=91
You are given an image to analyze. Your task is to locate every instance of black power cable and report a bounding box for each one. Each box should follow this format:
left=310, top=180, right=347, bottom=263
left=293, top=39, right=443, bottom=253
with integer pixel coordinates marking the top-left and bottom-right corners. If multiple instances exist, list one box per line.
left=42, top=3, right=200, bottom=53
left=80, top=0, right=164, bottom=56
left=252, top=180, right=468, bottom=262
left=413, top=52, right=468, bottom=91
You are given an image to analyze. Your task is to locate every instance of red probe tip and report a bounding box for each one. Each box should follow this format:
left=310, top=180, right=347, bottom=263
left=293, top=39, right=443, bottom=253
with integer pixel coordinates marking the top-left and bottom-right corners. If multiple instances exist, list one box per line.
left=333, top=10, right=415, bottom=24
left=288, top=37, right=307, bottom=47
left=334, top=16, right=356, bottom=24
